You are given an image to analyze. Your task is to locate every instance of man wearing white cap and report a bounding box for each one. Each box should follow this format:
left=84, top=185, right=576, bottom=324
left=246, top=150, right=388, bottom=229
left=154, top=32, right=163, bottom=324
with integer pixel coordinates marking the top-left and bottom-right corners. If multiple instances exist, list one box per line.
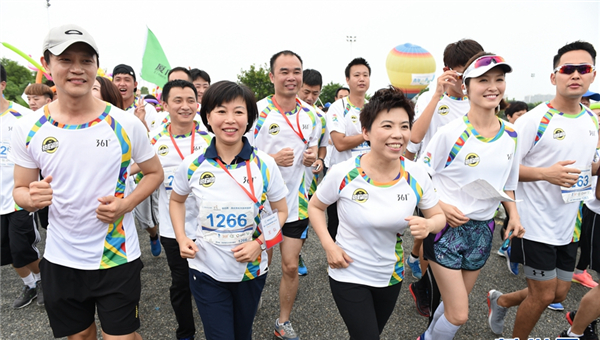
left=11, top=24, right=163, bottom=340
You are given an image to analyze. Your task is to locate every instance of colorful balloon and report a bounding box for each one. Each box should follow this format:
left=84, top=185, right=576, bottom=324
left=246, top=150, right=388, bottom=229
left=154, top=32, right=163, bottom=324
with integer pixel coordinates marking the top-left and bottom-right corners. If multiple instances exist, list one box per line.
left=386, top=43, right=436, bottom=99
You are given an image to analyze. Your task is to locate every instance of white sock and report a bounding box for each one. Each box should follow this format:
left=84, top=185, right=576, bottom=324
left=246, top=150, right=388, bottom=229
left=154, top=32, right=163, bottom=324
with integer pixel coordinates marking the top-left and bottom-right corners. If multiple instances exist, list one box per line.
left=409, top=254, right=419, bottom=262
left=429, top=314, right=461, bottom=340
left=32, top=272, right=41, bottom=282
left=427, top=302, right=445, bottom=336
left=568, top=327, right=583, bottom=337
left=22, top=273, right=36, bottom=288
left=574, top=269, right=584, bottom=275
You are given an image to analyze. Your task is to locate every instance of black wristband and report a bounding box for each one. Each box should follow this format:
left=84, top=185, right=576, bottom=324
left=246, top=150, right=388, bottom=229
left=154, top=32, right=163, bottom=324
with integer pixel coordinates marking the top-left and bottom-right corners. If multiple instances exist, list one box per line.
left=317, top=157, right=325, bottom=163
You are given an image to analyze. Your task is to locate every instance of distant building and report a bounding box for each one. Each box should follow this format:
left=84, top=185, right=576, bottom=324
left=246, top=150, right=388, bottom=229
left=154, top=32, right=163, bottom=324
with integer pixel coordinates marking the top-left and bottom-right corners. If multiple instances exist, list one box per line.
left=524, top=94, right=554, bottom=103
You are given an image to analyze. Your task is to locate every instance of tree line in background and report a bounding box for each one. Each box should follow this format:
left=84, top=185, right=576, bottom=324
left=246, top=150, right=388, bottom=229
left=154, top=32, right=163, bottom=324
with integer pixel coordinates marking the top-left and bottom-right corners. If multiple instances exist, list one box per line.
left=1, top=57, right=542, bottom=113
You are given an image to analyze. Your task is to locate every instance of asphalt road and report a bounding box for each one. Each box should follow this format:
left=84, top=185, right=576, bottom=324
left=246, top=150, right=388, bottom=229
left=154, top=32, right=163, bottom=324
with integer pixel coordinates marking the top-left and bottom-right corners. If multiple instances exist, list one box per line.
left=1, top=221, right=595, bottom=340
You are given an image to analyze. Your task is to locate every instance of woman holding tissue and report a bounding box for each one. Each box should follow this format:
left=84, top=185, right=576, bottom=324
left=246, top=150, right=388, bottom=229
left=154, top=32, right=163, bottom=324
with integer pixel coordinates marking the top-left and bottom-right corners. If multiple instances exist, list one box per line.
left=170, top=81, right=288, bottom=340
left=417, top=53, right=525, bottom=340
left=308, top=86, right=446, bottom=340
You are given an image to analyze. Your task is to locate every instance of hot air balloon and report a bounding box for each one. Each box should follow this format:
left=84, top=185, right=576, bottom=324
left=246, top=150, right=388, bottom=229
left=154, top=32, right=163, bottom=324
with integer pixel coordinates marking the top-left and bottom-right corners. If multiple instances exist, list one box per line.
left=386, top=43, right=436, bottom=99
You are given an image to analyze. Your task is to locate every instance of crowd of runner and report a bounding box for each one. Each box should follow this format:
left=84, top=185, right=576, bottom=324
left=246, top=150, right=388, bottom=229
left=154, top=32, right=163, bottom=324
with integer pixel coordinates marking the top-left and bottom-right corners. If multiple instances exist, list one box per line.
left=1, top=24, right=600, bottom=340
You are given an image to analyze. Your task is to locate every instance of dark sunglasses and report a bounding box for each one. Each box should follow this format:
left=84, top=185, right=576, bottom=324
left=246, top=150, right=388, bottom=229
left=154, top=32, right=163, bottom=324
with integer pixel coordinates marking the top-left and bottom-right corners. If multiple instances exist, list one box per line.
left=554, top=64, right=596, bottom=75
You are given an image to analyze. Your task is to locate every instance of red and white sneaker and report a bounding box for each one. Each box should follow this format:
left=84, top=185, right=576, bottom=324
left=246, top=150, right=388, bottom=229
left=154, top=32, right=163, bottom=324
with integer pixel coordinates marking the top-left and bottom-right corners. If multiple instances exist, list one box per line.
left=572, top=270, right=598, bottom=289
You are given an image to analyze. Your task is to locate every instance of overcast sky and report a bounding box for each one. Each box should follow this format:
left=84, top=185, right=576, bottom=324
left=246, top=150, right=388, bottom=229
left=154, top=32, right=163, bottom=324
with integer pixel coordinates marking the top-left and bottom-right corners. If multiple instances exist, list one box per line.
left=1, top=0, right=599, bottom=101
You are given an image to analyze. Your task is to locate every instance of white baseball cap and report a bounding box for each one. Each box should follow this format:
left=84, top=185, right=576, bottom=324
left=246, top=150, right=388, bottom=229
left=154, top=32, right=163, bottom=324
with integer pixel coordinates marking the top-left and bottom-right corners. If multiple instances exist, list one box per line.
left=43, top=24, right=99, bottom=57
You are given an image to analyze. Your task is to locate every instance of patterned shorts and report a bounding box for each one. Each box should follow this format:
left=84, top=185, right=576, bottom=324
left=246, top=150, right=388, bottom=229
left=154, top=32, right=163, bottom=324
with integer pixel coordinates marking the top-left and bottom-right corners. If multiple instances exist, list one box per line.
left=426, top=219, right=495, bottom=271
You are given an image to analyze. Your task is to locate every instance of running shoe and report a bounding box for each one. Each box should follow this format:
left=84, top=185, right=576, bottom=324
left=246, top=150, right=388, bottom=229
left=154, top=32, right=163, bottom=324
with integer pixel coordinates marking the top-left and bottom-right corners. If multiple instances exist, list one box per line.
left=150, top=236, right=161, bottom=256
left=505, top=247, right=519, bottom=275
left=487, top=289, right=508, bottom=335
left=13, top=285, right=37, bottom=309
left=274, top=319, right=300, bottom=340
left=572, top=270, right=599, bottom=289
left=416, top=333, right=426, bottom=340
left=298, top=254, right=307, bottom=276
left=562, top=311, right=599, bottom=340
left=548, top=302, right=564, bottom=311
left=406, top=256, right=422, bottom=280
left=497, top=247, right=507, bottom=257
left=409, top=282, right=430, bottom=317
left=559, top=329, right=599, bottom=340
left=35, top=280, right=44, bottom=306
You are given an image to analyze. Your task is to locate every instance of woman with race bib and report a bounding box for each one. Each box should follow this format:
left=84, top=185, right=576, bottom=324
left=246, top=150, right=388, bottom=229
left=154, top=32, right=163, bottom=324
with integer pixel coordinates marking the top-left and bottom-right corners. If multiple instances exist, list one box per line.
left=170, top=81, right=288, bottom=340
left=308, top=86, right=446, bottom=340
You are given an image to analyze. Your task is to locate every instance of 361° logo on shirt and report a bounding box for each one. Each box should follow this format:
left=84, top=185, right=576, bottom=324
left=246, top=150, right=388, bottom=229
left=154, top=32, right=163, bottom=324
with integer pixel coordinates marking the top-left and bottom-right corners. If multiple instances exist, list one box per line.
left=42, top=137, right=59, bottom=154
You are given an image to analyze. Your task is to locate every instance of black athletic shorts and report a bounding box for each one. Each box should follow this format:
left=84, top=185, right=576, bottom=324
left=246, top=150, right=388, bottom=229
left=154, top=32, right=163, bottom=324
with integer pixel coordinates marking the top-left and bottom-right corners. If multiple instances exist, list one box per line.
left=40, top=258, right=143, bottom=338
left=510, top=237, right=577, bottom=281
left=282, top=219, right=310, bottom=239
left=1, top=210, right=40, bottom=267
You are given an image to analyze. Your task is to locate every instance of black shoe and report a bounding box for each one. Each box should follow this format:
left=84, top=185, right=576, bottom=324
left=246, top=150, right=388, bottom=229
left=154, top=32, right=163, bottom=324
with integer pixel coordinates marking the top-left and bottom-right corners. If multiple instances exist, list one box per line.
left=12, top=285, right=37, bottom=309
left=409, top=282, right=430, bottom=317
left=562, top=311, right=599, bottom=340
left=36, top=280, right=44, bottom=306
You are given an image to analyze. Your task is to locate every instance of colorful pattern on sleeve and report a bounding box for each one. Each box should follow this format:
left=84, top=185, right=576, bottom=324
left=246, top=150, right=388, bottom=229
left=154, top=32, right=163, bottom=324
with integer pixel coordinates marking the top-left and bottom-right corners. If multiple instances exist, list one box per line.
left=534, top=111, right=555, bottom=146
left=400, top=158, right=423, bottom=205
left=572, top=201, right=583, bottom=243
left=100, top=106, right=133, bottom=269
left=388, top=234, right=404, bottom=285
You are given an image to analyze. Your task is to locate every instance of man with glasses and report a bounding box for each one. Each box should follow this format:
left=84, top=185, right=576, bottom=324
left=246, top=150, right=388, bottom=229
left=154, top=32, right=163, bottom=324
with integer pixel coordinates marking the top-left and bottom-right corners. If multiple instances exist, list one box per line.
left=487, top=41, right=598, bottom=340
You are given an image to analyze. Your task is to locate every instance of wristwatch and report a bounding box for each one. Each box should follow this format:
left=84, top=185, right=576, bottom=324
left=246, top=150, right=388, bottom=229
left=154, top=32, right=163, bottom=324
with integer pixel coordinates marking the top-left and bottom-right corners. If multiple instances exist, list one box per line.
left=255, top=238, right=266, bottom=251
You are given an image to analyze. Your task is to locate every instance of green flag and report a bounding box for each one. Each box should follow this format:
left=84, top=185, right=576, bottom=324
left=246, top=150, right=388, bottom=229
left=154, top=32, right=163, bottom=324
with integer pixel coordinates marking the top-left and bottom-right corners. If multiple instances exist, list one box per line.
left=140, top=27, right=171, bottom=88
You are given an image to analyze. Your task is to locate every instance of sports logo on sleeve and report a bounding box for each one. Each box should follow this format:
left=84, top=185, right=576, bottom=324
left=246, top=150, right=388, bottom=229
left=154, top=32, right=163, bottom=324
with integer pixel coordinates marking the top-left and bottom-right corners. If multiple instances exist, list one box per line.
left=42, top=137, right=59, bottom=154
left=199, top=172, right=215, bottom=187
left=464, top=153, right=480, bottom=167
left=553, top=128, right=566, bottom=140
left=438, top=105, right=449, bottom=116
left=158, top=144, right=169, bottom=156
left=352, top=188, right=369, bottom=203
left=268, top=123, right=280, bottom=135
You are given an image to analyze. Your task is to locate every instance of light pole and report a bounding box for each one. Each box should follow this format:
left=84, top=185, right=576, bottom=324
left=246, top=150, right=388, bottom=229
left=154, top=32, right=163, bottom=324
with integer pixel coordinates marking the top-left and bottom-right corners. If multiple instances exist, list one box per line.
left=346, top=35, right=356, bottom=58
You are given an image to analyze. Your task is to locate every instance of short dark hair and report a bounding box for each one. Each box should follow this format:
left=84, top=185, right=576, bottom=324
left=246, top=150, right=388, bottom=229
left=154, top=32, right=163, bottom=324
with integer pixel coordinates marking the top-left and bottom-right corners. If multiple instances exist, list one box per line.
left=443, top=39, right=484, bottom=69
left=553, top=41, right=597, bottom=68
left=345, top=57, right=371, bottom=78
left=190, top=68, right=211, bottom=84
left=335, top=87, right=350, bottom=98
left=25, top=83, right=54, bottom=100
left=162, top=80, right=198, bottom=103
left=1, top=64, right=7, bottom=83
left=505, top=101, right=528, bottom=118
left=168, top=67, right=192, bottom=82
left=269, top=50, right=303, bottom=72
left=302, top=69, right=322, bottom=88
left=200, top=81, right=257, bottom=134
left=96, top=76, right=124, bottom=109
left=360, top=86, right=414, bottom=134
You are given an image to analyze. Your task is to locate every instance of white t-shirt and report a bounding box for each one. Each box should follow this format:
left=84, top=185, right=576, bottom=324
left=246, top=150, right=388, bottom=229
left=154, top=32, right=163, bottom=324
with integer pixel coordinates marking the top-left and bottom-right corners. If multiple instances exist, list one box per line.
left=516, top=102, right=599, bottom=245
left=10, top=103, right=156, bottom=269
left=421, top=115, right=519, bottom=221
left=150, top=123, right=211, bottom=239
left=304, top=106, right=329, bottom=196
left=172, top=142, right=288, bottom=282
left=1, top=102, right=33, bottom=214
left=585, top=149, right=600, bottom=215
left=316, top=154, right=438, bottom=287
left=249, top=96, right=319, bottom=222
left=326, top=97, right=370, bottom=167
left=407, top=93, right=470, bottom=156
